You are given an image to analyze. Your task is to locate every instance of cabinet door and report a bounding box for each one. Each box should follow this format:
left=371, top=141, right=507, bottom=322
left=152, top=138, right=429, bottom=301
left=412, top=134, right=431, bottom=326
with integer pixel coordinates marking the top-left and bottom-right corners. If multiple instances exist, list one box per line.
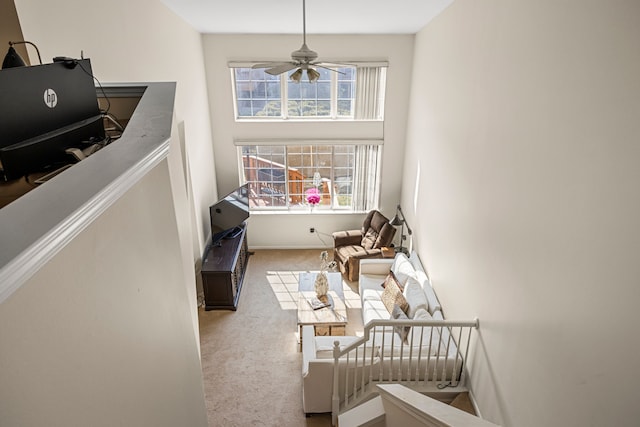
left=202, top=272, right=232, bottom=306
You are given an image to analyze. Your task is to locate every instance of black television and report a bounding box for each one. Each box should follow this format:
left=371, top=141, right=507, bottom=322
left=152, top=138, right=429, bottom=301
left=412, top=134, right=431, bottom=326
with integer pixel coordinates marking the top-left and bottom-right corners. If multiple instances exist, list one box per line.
left=209, top=184, right=249, bottom=245
left=0, top=58, right=105, bottom=180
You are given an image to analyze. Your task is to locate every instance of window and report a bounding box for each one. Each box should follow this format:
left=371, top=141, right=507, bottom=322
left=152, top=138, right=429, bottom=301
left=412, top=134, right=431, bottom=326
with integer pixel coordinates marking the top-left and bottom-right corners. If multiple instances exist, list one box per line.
left=241, top=144, right=380, bottom=212
left=232, top=65, right=382, bottom=120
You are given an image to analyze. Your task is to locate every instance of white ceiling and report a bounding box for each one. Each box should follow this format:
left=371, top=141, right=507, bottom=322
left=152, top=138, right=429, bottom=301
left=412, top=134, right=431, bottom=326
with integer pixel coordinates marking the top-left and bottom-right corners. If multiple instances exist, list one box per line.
left=160, top=0, right=454, bottom=35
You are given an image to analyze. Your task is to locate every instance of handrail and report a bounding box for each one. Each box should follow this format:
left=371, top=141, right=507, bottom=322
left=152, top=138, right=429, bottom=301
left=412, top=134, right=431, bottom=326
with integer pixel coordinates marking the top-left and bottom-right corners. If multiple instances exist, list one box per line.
left=330, top=317, right=479, bottom=426
left=335, top=318, right=479, bottom=356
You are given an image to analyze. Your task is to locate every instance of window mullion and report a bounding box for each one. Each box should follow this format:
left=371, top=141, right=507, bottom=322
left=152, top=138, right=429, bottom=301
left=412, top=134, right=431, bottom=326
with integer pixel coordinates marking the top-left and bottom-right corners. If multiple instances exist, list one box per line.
left=281, top=75, right=288, bottom=119
left=331, top=73, right=338, bottom=119
left=330, top=146, right=336, bottom=208
left=284, top=146, right=290, bottom=208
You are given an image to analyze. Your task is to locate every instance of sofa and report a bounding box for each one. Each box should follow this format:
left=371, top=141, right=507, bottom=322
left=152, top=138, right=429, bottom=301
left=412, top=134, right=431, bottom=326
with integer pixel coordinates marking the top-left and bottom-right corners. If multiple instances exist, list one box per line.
left=332, top=210, right=396, bottom=282
left=302, top=252, right=463, bottom=415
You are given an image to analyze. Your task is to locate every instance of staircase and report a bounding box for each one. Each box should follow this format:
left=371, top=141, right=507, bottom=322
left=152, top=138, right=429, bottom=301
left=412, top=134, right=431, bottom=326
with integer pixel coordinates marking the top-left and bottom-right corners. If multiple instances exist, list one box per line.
left=338, top=385, right=500, bottom=427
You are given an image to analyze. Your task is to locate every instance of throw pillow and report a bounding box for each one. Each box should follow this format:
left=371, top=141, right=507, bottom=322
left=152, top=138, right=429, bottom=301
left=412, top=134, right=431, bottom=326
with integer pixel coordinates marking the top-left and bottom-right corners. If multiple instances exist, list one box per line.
left=381, top=275, right=409, bottom=314
left=380, top=271, right=403, bottom=291
left=391, top=304, right=411, bottom=343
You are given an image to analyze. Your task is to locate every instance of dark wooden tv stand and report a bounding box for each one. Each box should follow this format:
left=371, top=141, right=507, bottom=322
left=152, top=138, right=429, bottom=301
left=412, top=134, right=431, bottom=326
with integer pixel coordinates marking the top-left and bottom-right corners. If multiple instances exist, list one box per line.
left=201, top=223, right=249, bottom=310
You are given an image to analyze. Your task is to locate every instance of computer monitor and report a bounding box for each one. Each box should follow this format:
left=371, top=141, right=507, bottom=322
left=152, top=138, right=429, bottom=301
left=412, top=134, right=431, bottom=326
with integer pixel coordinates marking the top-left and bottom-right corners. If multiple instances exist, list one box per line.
left=0, top=58, right=105, bottom=180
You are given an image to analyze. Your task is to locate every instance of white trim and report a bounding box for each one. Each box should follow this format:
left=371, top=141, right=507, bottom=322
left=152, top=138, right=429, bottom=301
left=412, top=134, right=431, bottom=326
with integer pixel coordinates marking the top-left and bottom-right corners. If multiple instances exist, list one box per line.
left=0, top=82, right=175, bottom=305
left=0, top=142, right=169, bottom=304
left=234, top=138, right=383, bottom=146
left=227, top=60, right=389, bottom=68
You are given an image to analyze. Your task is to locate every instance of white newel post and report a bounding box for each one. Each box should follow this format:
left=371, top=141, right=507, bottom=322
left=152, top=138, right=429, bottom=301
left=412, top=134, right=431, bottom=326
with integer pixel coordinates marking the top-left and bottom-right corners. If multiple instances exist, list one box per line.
left=332, top=340, right=341, bottom=426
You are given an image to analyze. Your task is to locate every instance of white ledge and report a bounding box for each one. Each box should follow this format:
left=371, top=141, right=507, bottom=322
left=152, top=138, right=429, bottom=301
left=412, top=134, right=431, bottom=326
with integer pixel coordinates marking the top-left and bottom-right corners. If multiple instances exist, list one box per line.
left=0, top=82, right=176, bottom=304
left=377, top=384, right=500, bottom=427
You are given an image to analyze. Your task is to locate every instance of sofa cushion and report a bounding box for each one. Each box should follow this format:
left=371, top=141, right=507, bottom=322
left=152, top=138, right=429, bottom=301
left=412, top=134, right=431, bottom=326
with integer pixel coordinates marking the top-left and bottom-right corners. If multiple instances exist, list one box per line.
left=405, top=309, right=446, bottom=356
left=391, top=304, right=410, bottom=343
left=431, top=310, right=459, bottom=358
left=361, top=288, right=384, bottom=303
left=402, top=276, right=429, bottom=318
left=380, top=275, right=408, bottom=314
left=414, top=270, right=441, bottom=315
left=390, top=253, right=416, bottom=287
left=362, top=299, right=389, bottom=325
left=314, top=336, right=377, bottom=359
left=359, top=269, right=388, bottom=296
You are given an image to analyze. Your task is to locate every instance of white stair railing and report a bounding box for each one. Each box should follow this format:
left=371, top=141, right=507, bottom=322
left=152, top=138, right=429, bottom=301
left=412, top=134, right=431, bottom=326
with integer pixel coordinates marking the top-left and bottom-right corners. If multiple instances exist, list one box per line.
left=331, top=318, right=479, bottom=426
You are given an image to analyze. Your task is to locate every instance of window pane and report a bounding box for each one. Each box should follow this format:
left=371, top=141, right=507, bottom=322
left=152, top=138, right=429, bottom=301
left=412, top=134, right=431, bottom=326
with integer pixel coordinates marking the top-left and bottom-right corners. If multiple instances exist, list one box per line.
left=288, top=82, right=300, bottom=98
left=301, top=83, right=317, bottom=98
left=259, top=100, right=281, bottom=117
left=242, top=146, right=287, bottom=207
left=317, top=82, right=331, bottom=99
left=267, top=82, right=281, bottom=97
left=337, top=100, right=352, bottom=116
left=338, top=67, right=355, bottom=80
left=234, top=68, right=282, bottom=118
left=288, top=100, right=302, bottom=116
left=337, top=67, right=356, bottom=118
left=237, top=100, right=252, bottom=116
left=338, top=82, right=353, bottom=99
left=317, top=100, right=331, bottom=116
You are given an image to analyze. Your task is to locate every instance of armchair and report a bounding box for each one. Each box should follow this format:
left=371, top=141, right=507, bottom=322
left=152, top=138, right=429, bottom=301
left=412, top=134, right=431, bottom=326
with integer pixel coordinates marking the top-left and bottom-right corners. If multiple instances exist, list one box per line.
left=332, top=210, right=396, bottom=281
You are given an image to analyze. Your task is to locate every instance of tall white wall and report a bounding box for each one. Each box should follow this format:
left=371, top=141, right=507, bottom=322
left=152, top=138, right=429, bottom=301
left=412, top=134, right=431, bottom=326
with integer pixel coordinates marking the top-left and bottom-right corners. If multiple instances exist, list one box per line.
left=14, top=0, right=217, bottom=254
left=0, top=161, right=208, bottom=427
left=202, top=34, right=414, bottom=248
left=404, top=1, right=640, bottom=426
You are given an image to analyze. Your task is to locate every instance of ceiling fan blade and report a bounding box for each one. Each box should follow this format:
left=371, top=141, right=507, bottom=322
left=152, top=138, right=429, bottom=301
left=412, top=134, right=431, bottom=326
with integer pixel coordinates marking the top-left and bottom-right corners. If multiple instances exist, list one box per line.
left=264, top=62, right=299, bottom=75
left=316, top=61, right=356, bottom=68
left=252, top=62, right=288, bottom=69
left=313, top=64, right=346, bottom=75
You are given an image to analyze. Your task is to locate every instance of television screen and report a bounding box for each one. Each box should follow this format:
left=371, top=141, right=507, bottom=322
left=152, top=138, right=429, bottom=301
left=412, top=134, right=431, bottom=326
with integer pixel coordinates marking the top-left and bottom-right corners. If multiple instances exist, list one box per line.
left=210, top=184, right=249, bottom=244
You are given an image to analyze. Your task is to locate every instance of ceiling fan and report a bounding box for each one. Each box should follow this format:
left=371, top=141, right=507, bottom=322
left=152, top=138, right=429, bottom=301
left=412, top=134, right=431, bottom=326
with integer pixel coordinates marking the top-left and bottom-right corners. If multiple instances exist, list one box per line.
left=251, top=0, right=346, bottom=83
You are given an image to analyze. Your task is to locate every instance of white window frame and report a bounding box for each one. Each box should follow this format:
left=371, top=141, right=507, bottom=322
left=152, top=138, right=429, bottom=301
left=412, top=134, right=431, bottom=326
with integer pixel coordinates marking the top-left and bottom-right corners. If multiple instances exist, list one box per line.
left=238, top=142, right=381, bottom=213
left=229, top=62, right=386, bottom=121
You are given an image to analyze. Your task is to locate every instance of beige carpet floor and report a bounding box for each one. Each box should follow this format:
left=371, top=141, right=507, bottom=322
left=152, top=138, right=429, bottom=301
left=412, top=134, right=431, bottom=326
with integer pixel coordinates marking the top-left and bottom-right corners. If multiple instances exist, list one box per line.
left=198, top=249, right=363, bottom=427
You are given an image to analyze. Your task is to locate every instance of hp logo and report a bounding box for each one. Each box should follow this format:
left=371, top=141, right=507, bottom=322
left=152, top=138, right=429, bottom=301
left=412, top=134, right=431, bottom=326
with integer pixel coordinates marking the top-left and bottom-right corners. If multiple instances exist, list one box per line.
left=43, top=88, right=57, bottom=108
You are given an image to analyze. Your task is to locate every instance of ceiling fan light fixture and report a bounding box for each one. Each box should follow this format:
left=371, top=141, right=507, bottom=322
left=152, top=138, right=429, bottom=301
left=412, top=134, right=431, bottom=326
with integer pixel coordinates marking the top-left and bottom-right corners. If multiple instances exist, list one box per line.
left=307, top=68, right=320, bottom=83
left=290, top=68, right=303, bottom=83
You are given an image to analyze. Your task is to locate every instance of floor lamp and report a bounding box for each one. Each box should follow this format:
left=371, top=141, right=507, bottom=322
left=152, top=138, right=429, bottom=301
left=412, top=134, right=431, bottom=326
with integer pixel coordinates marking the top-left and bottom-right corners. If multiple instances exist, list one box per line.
left=390, top=204, right=412, bottom=255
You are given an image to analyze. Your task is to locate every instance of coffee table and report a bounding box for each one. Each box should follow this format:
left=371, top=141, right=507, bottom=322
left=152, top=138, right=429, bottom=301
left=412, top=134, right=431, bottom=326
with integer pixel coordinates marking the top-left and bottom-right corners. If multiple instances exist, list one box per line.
left=297, top=272, right=347, bottom=350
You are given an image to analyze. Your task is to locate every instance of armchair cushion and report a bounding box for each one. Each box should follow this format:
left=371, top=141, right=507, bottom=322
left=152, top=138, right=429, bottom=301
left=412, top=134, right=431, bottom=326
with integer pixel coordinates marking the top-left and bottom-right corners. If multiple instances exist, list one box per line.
left=332, top=229, right=363, bottom=247
left=333, top=210, right=396, bottom=281
left=361, top=210, right=396, bottom=250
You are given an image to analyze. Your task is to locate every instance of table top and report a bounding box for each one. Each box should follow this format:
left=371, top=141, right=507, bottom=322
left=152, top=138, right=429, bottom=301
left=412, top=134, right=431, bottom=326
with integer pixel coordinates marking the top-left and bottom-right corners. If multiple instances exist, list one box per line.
left=297, top=272, right=347, bottom=327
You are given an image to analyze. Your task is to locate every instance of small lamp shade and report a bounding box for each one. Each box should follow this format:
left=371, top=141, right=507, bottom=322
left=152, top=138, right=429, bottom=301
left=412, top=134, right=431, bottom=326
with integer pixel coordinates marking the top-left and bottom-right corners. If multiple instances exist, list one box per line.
left=2, top=46, right=26, bottom=69
left=290, top=68, right=303, bottom=83
left=307, top=68, right=320, bottom=83
left=390, top=214, right=403, bottom=226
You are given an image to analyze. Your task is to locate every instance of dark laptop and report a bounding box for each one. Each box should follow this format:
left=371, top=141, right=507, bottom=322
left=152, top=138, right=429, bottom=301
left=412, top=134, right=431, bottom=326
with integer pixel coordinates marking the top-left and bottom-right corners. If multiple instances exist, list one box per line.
left=0, top=58, right=105, bottom=180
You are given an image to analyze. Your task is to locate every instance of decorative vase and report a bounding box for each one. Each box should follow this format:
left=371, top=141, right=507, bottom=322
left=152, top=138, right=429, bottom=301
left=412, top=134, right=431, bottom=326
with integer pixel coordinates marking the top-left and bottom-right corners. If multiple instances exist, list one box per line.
left=314, top=271, right=329, bottom=299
